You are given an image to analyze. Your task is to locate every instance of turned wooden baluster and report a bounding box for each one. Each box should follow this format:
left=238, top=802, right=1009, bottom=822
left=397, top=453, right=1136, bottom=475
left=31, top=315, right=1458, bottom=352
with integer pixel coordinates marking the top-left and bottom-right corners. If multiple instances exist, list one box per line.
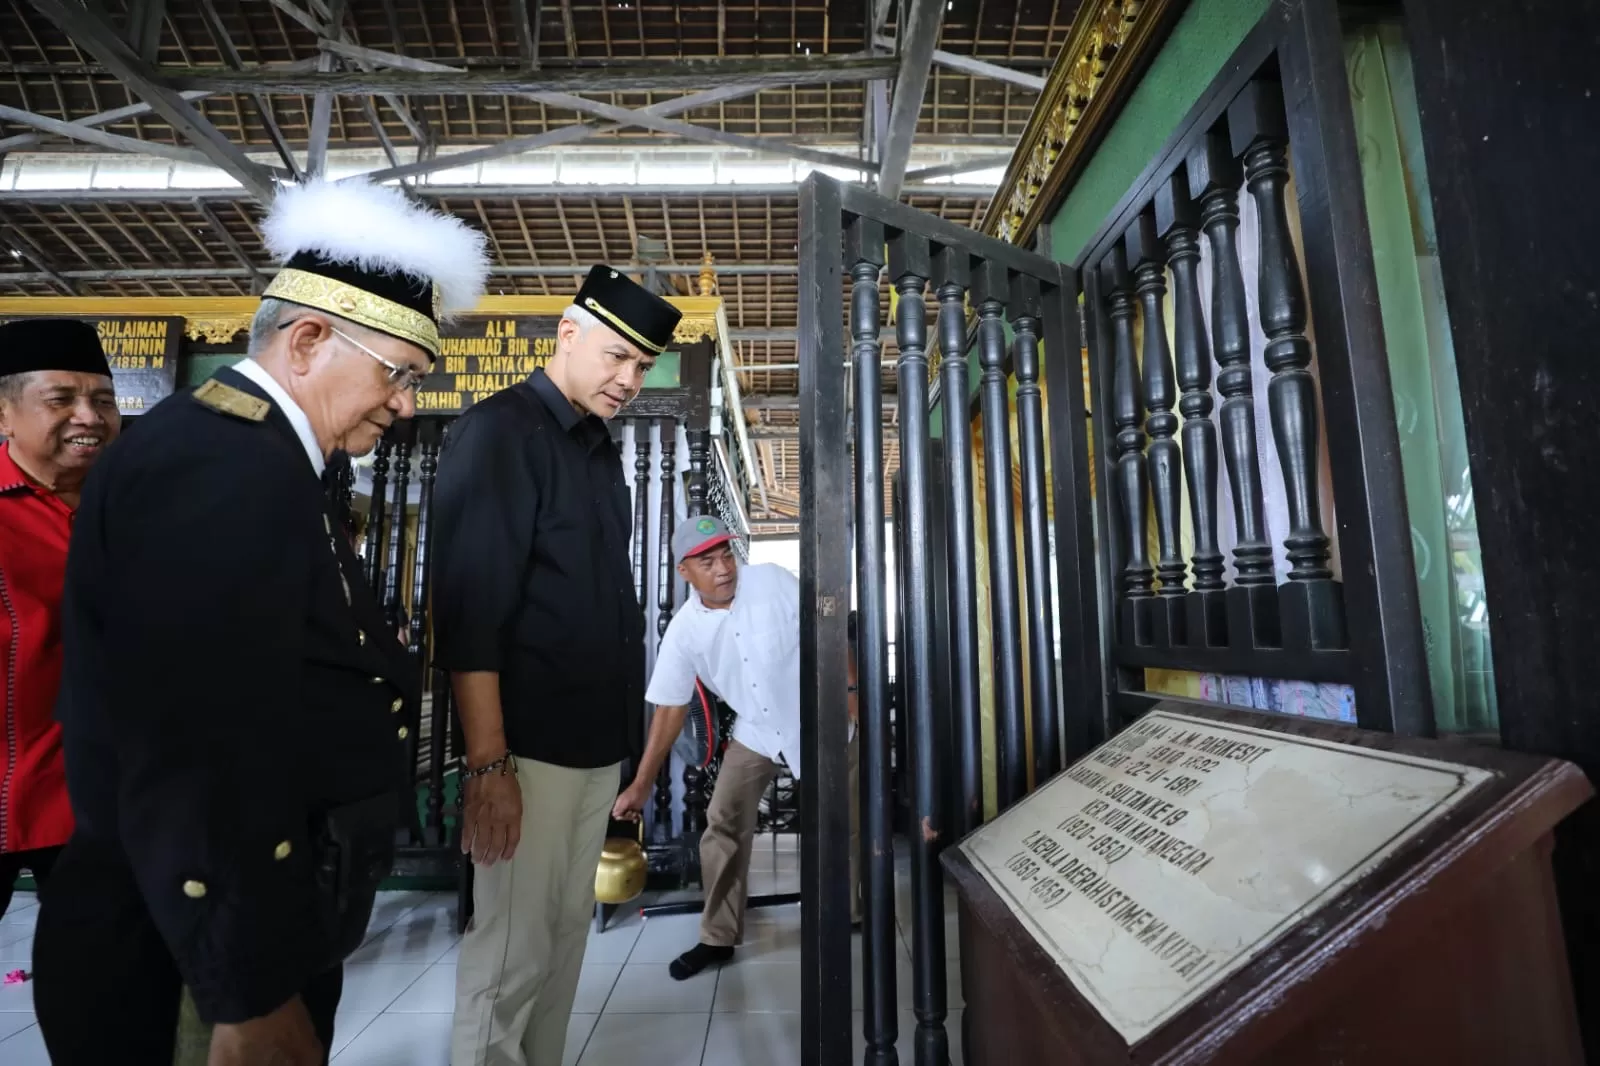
left=686, top=429, right=710, bottom=515
left=1100, top=246, right=1155, bottom=646
left=1229, top=81, right=1346, bottom=650
left=1156, top=172, right=1228, bottom=648
left=1188, top=127, right=1280, bottom=649
left=973, top=259, right=1028, bottom=808
left=1009, top=273, right=1062, bottom=778
left=653, top=418, right=677, bottom=847
left=1127, top=212, right=1188, bottom=648
left=382, top=431, right=412, bottom=633
left=631, top=420, right=652, bottom=608
left=362, top=438, right=392, bottom=594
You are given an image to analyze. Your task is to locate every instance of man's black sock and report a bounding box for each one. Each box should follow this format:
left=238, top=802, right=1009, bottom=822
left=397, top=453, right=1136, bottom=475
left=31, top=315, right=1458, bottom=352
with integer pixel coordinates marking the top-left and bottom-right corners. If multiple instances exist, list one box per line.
left=669, top=942, right=734, bottom=981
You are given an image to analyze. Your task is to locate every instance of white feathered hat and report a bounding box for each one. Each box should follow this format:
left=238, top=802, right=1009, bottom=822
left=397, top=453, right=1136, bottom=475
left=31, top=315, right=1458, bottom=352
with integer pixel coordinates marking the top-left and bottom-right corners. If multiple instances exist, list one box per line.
left=259, top=178, right=490, bottom=360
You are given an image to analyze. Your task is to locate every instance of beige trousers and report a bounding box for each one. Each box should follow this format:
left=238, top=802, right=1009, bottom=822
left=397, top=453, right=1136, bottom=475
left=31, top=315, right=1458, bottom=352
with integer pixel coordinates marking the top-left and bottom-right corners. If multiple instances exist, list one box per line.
left=451, top=758, right=621, bottom=1066
left=699, top=732, right=859, bottom=947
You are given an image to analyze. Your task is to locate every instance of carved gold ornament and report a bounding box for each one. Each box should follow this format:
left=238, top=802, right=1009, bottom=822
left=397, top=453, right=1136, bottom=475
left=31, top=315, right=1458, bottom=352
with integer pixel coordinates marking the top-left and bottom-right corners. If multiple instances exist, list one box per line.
left=985, top=0, right=1169, bottom=246
left=673, top=314, right=719, bottom=344
left=185, top=317, right=252, bottom=344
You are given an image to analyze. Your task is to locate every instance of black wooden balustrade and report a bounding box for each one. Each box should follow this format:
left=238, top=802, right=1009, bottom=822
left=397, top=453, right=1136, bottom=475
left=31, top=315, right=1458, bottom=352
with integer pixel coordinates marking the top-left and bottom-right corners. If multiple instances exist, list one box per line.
left=845, top=216, right=897, bottom=1066
left=799, top=172, right=1088, bottom=1066
left=1073, top=45, right=1427, bottom=736
left=654, top=418, right=678, bottom=849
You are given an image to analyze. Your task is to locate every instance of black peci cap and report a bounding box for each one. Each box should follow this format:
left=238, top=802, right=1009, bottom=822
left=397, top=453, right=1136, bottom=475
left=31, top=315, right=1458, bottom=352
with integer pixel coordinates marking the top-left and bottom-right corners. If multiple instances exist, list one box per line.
left=0, top=318, right=112, bottom=379
left=573, top=264, right=684, bottom=355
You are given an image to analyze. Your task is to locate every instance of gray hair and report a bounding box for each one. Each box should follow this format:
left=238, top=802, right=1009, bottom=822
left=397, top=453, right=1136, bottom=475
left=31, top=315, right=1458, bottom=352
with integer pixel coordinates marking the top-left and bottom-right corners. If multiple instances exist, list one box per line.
left=561, top=303, right=600, bottom=336
left=0, top=371, right=33, bottom=406
left=247, top=297, right=292, bottom=358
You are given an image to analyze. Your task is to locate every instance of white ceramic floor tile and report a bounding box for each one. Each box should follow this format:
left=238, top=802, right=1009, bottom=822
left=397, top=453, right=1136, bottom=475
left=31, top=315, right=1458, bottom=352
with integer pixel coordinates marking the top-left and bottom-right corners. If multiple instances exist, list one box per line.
left=572, top=962, right=622, bottom=1014
left=712, top=960, right=801, bottom=1013
left=604, top=961, right=718, bottom=1013
left=329, top=1011, right=380, bottom=1057
left=0, top=1010, right=36, bottom=1042
left=348, top=910, right=460, bottom=966
left=0, top=899, right=37, bottom=926
left=584, top=910, right=645, bottom=965
left=361, top=890, right=432, bottom=939
left=0, top=969, right=33, bottom=1012
left=0, top=933, right=34, bottom=964
left=387, top=963, right=457, bottom=1012
left=331, top=1011, right=452, bottom=1065
left=563, top=1012, right=599, bottom=1066
left=702, top=1009, right=802, bottom=1066
left=628, top=912, right=705, bottom=964
left=338, top=963, right=429, bottom=1013
left=576, top=1012, right=710, bottom=1066
left=0, top=1022, right=48, bottom=1066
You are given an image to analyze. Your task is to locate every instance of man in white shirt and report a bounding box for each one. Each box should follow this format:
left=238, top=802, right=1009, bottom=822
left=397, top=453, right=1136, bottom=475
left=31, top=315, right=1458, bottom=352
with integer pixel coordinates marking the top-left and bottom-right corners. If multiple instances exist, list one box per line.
left=613, top=515, right=859, bottom=979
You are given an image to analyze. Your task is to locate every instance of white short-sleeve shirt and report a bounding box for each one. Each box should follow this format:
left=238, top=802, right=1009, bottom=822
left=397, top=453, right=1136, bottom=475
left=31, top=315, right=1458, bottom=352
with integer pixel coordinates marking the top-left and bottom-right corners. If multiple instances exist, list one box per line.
left=646, top=562, right=824, bottom=778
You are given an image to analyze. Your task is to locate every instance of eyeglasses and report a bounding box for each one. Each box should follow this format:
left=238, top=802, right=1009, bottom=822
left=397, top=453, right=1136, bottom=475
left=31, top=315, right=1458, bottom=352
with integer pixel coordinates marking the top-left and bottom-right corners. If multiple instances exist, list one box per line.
left=278, top=318, right=428, bottom=392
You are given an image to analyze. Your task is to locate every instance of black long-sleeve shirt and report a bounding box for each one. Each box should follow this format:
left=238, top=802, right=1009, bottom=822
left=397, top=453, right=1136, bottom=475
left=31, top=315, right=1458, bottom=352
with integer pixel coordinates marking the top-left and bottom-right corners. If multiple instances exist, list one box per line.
left=431, top=369, right=644, bottom=768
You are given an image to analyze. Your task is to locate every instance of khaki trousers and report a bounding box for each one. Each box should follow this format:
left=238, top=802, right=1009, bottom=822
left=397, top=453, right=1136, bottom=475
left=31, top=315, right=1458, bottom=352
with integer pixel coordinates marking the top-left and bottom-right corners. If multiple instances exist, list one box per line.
left=699, top=732, right=859, bottom=947
left=451, top=758, right=621, bottom=1066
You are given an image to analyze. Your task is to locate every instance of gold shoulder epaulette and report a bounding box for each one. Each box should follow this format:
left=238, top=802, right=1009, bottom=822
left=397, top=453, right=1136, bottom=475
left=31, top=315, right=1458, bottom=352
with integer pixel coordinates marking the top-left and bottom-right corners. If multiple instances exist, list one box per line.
left=193, top=379, right=270, bottom=423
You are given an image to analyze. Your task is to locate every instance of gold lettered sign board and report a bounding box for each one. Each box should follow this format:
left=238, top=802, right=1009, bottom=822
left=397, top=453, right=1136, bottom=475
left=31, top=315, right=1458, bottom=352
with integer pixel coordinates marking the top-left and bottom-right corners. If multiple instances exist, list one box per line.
left=957, top=707, right=1494, bottom=1045
left=414, top=315, right=558, bottom=414
left=1, top=314, right=182, bottom=416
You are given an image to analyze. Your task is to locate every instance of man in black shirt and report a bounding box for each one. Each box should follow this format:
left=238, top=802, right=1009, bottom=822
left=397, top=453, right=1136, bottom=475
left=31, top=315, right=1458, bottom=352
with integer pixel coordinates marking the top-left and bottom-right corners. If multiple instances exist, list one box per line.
left=432, top=264, right=681, bottom=1066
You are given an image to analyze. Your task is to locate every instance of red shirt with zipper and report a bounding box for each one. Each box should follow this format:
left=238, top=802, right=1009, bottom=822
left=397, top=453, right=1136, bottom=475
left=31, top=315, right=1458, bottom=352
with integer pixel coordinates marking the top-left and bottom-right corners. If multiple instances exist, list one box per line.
left=0, top=439, right=76, bottom=854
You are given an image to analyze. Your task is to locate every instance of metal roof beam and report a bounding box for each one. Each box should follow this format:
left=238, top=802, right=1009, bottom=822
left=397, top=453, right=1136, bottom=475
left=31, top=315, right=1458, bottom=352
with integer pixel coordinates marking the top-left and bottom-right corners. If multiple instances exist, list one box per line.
left=512, top=0, right=541, bottom=69
left=357, top=81, right=771, bottom=184
left=161, top=53, right=900, bottom=95
left=0, top=103, right=214, bottom=166
left=0, top=219, right=77, bottom=294
left=27, top=0, right=278, bottom=203
left=876, top=1, right=946, bottom=200
left=0, top=183, right=996, bottom=204
left=0, top=262, right=806, bottom=284
left=0, top=90, right=215, bottom=155
left=902, top=154, right=1015, bottom=182
left=873, top=35, right=1048, bottom=92
left=196, top=0, right=303, bottom=180
left=323, top=42, right=874, bottom=174
left=191, top=198, right=267, bottom=292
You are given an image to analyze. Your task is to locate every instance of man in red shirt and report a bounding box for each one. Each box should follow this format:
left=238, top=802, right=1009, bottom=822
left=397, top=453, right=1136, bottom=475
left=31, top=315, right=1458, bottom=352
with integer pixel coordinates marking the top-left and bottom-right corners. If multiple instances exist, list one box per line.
left=0, top=318, right=119, bottom=917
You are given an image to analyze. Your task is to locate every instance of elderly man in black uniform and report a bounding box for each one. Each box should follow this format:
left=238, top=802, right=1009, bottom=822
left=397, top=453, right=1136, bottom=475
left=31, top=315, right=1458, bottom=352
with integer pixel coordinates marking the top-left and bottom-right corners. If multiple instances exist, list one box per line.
left=432, top=265, right=681, bottom=1066
left=33, top=177, right=489, bottom=1066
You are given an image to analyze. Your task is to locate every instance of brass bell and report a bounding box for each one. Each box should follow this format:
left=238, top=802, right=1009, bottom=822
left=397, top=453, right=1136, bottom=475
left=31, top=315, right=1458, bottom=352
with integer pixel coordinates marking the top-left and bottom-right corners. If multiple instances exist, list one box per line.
left=594, top=835, right=648, bottom=905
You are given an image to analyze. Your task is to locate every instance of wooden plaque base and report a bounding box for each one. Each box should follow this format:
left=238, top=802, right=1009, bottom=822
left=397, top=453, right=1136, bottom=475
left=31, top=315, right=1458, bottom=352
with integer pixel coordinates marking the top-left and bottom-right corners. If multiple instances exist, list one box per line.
left=943, top=703, right=1591, bottom=1065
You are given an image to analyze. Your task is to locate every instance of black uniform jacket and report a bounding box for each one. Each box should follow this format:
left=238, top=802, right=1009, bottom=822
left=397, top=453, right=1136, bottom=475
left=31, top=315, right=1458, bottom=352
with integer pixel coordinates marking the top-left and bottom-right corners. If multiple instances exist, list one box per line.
left=431, top=369, right=644, bottom=769
left=53, top=367, right=417, bottom=1025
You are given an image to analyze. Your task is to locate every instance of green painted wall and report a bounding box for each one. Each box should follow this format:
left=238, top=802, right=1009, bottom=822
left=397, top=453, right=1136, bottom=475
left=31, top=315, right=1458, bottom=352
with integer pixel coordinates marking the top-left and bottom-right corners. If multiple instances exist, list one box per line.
left=1049, top=0, right=1271, bottom=262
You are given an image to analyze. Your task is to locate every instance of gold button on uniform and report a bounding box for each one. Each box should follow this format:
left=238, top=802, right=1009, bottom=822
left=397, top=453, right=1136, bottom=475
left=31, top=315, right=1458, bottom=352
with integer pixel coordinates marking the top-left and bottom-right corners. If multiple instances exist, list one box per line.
left=182, top=880, right=207, bottom=899
left=371, top=676, right=384, bottom=685
left=274, top=840, right=293, bottom=861
left=390, top=697, right=403, bottom=713
left=397, top=726, right=410, bottom=740
left=358, top=630, right=367, bottom=646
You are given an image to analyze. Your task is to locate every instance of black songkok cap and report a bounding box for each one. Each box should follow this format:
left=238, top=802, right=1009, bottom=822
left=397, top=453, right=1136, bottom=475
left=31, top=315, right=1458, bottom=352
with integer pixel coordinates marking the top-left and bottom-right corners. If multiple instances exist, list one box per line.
left=0, top=318, right=112, bottom=379
left=574, top=264, right=684, bottom=355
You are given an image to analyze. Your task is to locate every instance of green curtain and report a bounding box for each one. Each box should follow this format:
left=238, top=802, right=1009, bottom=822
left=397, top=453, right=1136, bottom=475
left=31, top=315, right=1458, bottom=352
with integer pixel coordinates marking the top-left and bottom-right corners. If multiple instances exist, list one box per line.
left=1346, top=22, right=1498, bottom=733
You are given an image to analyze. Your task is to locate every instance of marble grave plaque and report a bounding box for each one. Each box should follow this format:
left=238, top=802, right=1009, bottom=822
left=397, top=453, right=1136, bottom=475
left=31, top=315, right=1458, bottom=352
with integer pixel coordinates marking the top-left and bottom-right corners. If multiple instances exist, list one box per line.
left=958, top=709, right=1495, bottom=1044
